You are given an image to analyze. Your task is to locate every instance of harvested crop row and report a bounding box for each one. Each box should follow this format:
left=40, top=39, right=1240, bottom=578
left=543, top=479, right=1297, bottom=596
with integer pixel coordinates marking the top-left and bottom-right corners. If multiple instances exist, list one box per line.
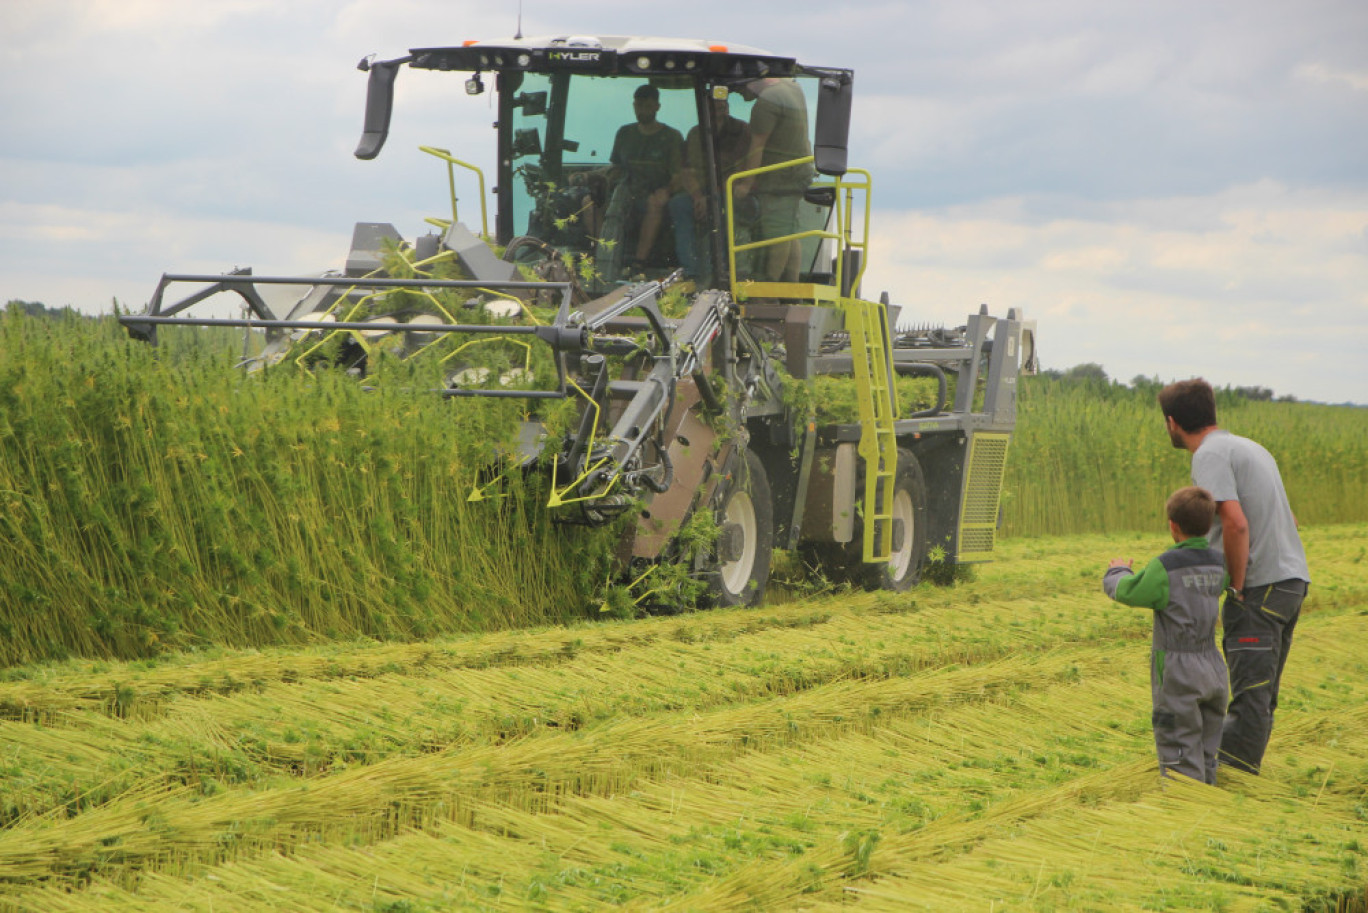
left=809, top=765, right=1366, bottom=911
left=1, top=529, right=1362, bottom=909
left=0, top=583, right=1160, bottom=824
left=4, top=649, right=1363, bottom=910
left=1, top=550, right=1358, bottom=830
left=0, top=648, right=1127, bottom=887
left=0, top=609, right=840, bottom=720
left=0, top=671, right=1164, bottom=908
left=0, top=563, right=1149, bottom=722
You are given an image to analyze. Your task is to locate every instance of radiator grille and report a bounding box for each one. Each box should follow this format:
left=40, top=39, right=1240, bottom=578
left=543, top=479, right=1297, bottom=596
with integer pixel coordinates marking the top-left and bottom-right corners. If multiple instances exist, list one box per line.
left=958, top=432, right=1011, bottom=561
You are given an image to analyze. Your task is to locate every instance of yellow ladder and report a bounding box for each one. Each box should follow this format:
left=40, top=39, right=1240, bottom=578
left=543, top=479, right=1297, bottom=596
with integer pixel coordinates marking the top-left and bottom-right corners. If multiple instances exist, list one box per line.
left=842, top=298, right=899, bottom=562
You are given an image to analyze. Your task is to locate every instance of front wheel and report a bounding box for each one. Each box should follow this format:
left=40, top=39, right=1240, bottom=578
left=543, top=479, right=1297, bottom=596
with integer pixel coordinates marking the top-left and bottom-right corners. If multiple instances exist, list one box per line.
left=701, top=448, right=774, bottom=607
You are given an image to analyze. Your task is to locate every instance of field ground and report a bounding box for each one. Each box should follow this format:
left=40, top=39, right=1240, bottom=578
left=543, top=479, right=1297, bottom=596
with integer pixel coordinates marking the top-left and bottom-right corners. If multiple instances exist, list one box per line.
left=1, top=524, right=1365, bottom=911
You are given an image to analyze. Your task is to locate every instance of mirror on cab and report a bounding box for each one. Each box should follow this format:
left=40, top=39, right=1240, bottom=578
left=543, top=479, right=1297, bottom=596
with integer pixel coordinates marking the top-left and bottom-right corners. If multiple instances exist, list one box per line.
left=355, top=56, right=409, bottom=161
left=813, top=71, right=853, bottom=177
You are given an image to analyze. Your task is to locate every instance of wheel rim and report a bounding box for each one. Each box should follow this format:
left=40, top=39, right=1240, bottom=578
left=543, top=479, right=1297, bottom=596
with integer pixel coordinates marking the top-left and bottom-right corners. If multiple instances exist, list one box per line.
left=887, top=488, right=914, bottom=580
left=719, top=490, right=758, bottom=595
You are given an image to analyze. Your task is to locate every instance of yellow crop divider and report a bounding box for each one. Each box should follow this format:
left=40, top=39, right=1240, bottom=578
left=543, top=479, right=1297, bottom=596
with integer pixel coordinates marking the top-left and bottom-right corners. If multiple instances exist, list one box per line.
left=841, top=296, right=898, bottom=562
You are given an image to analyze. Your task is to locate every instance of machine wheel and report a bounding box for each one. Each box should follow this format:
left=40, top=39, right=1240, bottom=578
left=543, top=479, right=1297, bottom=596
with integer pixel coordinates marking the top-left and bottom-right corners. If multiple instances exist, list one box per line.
left=807, top=448, right=928, bottom=592
left=701, top=448, right=774, bottom=607
left=857, top=448, right=929, bottom=591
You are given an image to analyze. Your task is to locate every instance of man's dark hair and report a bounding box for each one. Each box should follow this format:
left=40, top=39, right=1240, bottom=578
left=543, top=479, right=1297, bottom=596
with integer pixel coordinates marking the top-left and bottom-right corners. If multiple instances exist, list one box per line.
left=1167, top=486, right=1217, bottom=539
left=1158, top=378, right=1217, bottom=433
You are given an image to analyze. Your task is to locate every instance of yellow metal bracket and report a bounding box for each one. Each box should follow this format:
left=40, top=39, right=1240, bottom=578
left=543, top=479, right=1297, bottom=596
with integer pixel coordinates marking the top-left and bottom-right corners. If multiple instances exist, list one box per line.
left=545, top=379, right=618, bottom=508
left=419, top=146, right=490, bottom=239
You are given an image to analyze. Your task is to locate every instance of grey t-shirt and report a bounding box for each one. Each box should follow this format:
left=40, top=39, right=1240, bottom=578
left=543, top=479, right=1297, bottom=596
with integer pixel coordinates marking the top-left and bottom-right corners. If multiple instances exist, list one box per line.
left=1191, top=429, right=1309, bottom=588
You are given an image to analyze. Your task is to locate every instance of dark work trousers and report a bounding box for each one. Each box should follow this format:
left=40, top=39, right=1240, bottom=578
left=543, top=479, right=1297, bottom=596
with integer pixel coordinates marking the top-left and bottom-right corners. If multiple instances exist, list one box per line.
left=1219, top=579, right=1308, bottom=773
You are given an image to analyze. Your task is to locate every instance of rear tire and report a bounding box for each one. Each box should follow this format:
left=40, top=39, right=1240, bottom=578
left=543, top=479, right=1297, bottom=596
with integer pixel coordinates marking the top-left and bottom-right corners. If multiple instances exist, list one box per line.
left=862, top=449, right=929, bottom=591
left=806, top=448, right=928, bottom=592
left=702, top=448, right=774, bottom=607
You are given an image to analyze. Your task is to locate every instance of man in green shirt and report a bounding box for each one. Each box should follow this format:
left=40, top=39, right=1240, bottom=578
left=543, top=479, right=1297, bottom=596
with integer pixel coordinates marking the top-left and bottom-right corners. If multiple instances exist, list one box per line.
left=733, top=77, right=815, bottom=283
left=608, top=84, right=684, bottom=273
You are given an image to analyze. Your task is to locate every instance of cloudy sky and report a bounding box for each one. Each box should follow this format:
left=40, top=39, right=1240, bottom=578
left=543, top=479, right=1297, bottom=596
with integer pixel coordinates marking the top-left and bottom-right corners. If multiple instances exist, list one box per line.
left=3, top=0, right=1366, bottom=404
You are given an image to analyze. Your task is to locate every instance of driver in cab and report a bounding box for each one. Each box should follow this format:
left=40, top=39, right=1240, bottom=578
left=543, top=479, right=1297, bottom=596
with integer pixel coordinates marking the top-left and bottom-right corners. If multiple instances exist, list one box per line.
left=576, top=84, right=684, bottom=276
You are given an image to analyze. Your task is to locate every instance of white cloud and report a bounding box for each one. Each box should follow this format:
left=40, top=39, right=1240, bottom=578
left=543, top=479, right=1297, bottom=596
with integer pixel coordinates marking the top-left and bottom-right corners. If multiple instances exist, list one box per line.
left=863, top=183, right=1368, bottom=403
left=0, top=199, right=347, bottom=314
left=1295, top=62, right=1368, bottom=92
left=3, top=0, right=1366, bottom=406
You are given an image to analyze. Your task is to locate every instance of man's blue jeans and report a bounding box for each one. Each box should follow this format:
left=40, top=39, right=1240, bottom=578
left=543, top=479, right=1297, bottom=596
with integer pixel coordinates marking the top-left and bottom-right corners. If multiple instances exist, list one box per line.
left=667, top=192, right=703, bottom=279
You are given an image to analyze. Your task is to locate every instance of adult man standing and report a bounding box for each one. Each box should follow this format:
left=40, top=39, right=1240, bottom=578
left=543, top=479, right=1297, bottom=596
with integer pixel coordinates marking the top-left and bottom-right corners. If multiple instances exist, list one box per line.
left=1158, top=378, right=1310, bottom=774
left=733, top=77, right=814, bottom=282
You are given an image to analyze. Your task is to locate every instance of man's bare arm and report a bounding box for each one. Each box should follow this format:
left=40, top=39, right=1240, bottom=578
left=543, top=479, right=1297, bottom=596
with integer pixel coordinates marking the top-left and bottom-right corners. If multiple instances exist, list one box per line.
left=1218, top=499, right=1250, bottom=591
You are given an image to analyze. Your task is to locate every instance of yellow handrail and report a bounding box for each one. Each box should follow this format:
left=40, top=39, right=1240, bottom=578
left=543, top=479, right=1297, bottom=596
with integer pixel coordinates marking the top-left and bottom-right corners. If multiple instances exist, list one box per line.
left=723, top=156, right=872, bottom=299
left=837, top=169, right=873, bottom=297
left=724, top=157, right=890, bottom=562
left=419, top=146, right=490, bottom=239
left=842, top=297, right=898, bottom=562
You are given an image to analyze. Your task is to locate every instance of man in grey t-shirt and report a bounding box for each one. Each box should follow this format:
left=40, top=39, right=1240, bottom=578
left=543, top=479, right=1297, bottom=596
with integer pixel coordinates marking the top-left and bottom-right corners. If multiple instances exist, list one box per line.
left=1158, top=378, right=1310, bottom=774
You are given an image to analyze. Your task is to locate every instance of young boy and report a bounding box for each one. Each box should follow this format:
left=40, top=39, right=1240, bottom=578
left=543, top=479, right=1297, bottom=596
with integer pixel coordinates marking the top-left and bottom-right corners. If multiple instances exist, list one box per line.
left=1103, top=486, right=1229, bottom=785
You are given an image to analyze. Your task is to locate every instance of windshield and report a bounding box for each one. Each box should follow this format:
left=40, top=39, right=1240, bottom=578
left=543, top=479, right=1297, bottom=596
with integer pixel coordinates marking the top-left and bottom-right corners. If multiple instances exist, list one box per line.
left=506, top=74, right=697, bottom=289
left=502, top=71, right=833, bottom=294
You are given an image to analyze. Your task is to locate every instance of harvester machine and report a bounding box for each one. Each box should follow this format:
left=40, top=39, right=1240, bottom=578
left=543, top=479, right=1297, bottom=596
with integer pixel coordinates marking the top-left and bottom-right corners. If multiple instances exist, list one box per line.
left=122, top=35, right=1038, bottom=608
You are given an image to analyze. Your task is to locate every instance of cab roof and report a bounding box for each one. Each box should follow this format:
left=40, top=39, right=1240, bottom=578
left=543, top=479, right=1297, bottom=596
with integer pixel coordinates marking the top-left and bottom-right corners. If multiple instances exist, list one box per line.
left=409, top=34, right=807, bottom=81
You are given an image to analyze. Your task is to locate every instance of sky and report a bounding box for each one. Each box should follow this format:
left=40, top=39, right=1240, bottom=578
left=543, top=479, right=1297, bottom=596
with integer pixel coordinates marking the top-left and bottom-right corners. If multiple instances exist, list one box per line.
left=2, top=0, right=1366, bottom=405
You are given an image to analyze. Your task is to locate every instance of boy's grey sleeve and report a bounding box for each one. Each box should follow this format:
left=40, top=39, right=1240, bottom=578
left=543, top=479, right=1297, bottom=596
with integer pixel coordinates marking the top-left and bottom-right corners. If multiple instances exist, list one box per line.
left=1102, top=566, right=1132, bottom=600
left=1103, top=557, right=1170, bottom=610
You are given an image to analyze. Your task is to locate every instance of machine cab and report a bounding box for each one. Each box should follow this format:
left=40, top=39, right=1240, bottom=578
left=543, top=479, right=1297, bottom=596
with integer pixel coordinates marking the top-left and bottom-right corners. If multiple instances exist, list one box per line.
left=358, top=36, right=855, bottom=297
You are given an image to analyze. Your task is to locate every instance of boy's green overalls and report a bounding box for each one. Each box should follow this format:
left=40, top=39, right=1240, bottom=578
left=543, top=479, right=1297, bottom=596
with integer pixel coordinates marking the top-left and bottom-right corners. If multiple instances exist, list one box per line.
left=1103, top=538, right=1229, bottom=785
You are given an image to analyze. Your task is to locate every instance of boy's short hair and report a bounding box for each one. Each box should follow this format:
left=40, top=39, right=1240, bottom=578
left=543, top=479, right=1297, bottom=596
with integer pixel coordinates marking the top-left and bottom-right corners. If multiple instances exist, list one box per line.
left=1167, top=486, right=1217, bottom=539
left=1158, top=379, right=1217, bottom=432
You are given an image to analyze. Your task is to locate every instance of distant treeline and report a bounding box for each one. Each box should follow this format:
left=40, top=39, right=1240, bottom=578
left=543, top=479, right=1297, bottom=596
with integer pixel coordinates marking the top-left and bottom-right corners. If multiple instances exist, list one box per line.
left=4, top=299, right=92, bottom=321
left=1038, top=361, right=1360, bottom=408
